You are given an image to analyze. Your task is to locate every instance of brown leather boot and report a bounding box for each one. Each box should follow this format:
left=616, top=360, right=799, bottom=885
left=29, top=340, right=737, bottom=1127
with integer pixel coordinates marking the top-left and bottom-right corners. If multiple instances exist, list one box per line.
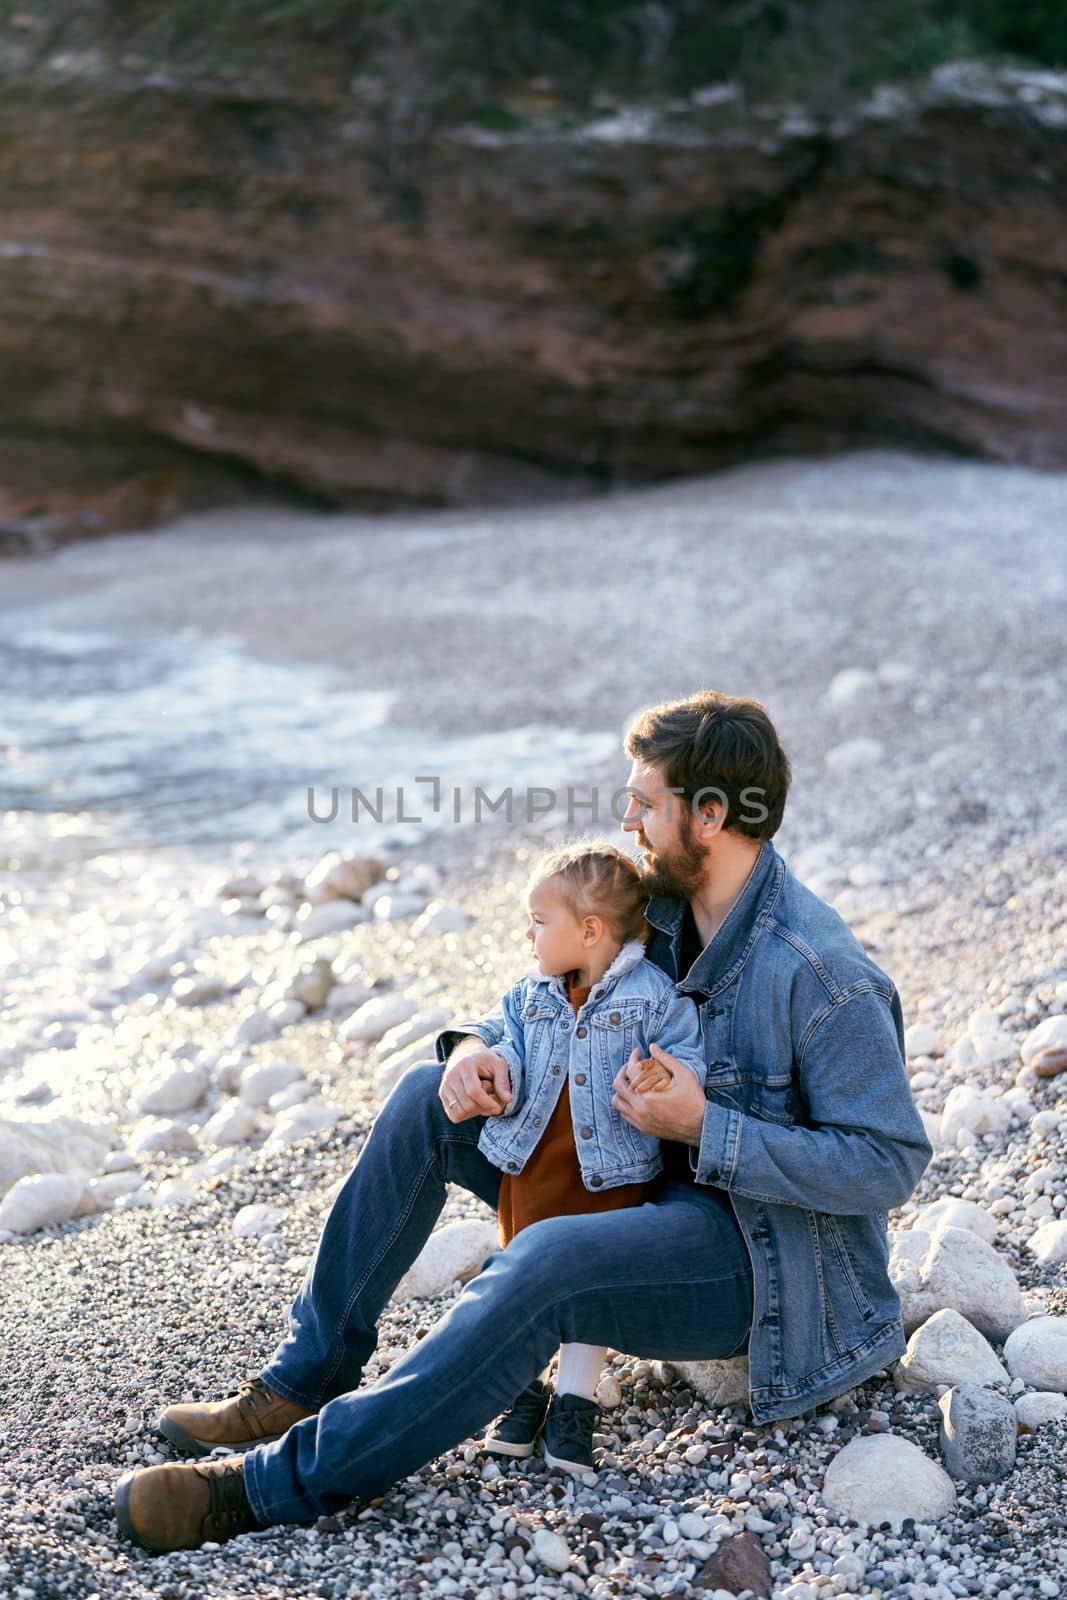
left=115, top=1456, right=262, bottom=1551
left=158, top=1376, right=314, bottom=1457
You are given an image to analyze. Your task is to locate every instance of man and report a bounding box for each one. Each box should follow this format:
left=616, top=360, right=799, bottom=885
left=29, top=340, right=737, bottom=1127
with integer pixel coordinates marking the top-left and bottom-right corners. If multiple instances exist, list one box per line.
left=116, top=690, right=933, bottom=1551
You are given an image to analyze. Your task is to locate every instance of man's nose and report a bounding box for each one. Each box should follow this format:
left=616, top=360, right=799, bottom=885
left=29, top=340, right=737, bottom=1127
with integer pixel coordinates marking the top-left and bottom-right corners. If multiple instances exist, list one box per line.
left=620, top=803, right=640, bottom=832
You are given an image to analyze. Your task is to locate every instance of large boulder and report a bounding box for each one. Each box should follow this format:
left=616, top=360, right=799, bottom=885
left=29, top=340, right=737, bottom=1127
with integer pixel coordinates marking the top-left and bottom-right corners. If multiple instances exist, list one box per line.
left=0, top=1172, right=93, bottom=1235
left=821, top=1434, right=957, bottom=1529
left=937, top=1385, right=1017, bottom=1483
left=393, top=1219, right=499, bottom=1302
left=889, top=1226, right=1026, bottom=1342
left=674, top=1355, right=750, bottom=1409
left=0, top=1117, right=112, bottom=1192
left=1003, top=1317, right=1067, bottom=1391
left=894, top=1308, right=1009, bottom=1395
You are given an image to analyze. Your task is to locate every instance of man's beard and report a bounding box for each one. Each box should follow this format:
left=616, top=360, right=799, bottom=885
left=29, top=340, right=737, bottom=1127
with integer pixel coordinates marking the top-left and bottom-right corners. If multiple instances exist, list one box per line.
left=636, top=813, right=708, bottom=899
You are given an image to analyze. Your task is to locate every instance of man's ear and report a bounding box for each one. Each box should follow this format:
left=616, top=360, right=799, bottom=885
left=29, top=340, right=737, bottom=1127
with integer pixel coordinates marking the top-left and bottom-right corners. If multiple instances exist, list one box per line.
left=582, top=913, right=604, bottom=946
left=696, top=796, right=727, bottom=837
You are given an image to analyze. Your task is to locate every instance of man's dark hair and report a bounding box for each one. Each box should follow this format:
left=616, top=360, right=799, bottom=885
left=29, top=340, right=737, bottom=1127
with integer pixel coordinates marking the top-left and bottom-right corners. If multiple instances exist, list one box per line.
left=624, top=690, right=791, bottom=840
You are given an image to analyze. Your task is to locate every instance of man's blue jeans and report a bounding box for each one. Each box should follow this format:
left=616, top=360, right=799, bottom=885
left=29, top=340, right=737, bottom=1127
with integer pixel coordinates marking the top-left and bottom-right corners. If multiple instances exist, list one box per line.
left=243, top=1064, right=754, bottom=1526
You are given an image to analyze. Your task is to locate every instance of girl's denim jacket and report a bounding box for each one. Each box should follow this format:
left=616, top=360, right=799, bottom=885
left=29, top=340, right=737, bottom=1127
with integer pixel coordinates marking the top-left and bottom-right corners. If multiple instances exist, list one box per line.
left=477, top=940, right=705, bottom=1190
left=439, top=842, right=934, bottom=1425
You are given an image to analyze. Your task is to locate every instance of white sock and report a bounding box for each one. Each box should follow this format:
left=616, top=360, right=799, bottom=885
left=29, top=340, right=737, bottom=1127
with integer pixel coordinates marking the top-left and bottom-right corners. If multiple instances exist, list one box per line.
left=556, top=1342, right=607, bottom=1402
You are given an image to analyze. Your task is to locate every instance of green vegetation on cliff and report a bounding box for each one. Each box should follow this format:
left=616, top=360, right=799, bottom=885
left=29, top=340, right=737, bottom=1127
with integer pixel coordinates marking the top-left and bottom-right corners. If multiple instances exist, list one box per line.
left=1, top=0, right=1064, bottom=117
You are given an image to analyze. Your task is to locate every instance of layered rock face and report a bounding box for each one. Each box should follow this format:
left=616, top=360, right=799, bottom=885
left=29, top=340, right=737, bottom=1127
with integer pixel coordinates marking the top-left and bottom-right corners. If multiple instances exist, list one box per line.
left=1, top=55, right=1064, bottom=546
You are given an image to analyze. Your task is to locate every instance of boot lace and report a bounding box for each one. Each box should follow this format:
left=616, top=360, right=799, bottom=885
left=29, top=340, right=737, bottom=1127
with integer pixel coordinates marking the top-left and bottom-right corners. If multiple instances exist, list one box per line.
left=197, top=1460, right=259, bottom=1541
left=236, top=1377, right=276, bottom=1417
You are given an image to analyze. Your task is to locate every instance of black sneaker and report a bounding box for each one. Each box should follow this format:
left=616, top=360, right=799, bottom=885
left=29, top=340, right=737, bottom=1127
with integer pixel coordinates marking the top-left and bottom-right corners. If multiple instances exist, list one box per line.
left=483, top=1379, right=552, bottom=1459
left=541, top=1392, right=598, bottom=1479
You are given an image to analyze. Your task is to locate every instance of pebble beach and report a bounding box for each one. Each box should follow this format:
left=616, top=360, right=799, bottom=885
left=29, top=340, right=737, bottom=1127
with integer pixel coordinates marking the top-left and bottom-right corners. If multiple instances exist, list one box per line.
left=1, top=451, right=1066, bottom=1600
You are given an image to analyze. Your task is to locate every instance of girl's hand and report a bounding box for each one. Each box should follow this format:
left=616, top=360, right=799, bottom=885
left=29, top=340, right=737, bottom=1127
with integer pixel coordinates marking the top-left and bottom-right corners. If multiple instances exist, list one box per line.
left=627, top=1050, right=673, bottom=1094
left=612, top=1045, right=706, bottom=1145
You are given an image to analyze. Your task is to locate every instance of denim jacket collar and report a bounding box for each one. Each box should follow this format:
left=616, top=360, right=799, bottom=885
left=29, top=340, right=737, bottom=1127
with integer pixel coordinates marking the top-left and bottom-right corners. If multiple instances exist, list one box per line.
left=644, top=840, right=785, bottom=1000
left=529, top=938, right=648, bottom=1007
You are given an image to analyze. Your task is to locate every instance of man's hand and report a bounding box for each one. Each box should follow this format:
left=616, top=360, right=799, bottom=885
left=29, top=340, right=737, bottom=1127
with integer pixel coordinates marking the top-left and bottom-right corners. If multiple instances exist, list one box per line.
left=612, top=1044, right=707, bottom=1145
left=440, top=1040, right=513, bottom=1123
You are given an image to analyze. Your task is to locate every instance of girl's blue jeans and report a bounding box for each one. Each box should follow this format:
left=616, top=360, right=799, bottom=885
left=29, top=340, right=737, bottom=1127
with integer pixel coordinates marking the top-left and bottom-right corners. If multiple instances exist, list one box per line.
left=243, top=1063, right=754, bottom=1526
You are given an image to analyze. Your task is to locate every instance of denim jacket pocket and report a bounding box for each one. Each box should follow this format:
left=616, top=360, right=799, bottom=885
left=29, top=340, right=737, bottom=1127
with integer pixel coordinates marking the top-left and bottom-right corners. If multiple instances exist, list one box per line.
left=591, top=1003, right=645, bottom=1074
left=820, top=1214, right=877, bottom=1321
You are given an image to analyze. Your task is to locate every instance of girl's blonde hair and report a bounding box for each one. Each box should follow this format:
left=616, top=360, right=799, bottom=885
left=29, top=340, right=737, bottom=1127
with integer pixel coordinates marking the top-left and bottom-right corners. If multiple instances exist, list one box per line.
left=528, top=837, right=649, bottom=946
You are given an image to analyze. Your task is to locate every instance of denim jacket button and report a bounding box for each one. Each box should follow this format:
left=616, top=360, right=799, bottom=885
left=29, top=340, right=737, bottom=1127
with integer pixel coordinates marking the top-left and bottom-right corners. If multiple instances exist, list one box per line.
left=609, top=1011, right=621, bottom=1024
left=580, top=1126, right=593, bottom=1140
left=552, top=1065, right=561, bottom=1075
left=532, top=1116, right=542, bottom=1127
left=590, top=1175, right=603, bottom=1188
left=574, top=1073, right=586, bottom=1086
left=576, top=1025, right=588, bottom=1039
left=507, top=1162, right=519, bottom=1172
left=560, top=1021, right=570, bottom=1032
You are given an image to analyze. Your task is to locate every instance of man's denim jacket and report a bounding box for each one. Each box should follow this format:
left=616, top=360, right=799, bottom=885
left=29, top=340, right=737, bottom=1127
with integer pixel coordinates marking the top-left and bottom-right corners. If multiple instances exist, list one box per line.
left=477, top=939, right=706, bottom=1190
left=439, top=841, right=934, bottom=1424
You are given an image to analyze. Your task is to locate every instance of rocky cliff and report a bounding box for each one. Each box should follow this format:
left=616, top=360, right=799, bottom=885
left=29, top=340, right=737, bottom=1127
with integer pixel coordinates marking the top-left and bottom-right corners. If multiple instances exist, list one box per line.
left=1, top=52, right=1064, bottom=548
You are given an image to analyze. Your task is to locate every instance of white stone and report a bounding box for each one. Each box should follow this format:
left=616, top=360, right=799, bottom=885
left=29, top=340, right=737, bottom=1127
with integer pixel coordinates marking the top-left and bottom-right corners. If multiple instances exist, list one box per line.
left=268, top=1079, right=315, bottom=1111
left=267, top=999, right=306, bottom=1029
left=304, top=851, right=384, bottom=904
left=1031, top=1110, right=1063, bottom=1141
left=1014, top=1391, right=1067, bottom=1431
left=532, top=1529, right=571, bottom=1573
left=411, top=901, right=473, bottom=937
left=676, top=1512, right=707, bottom=1540
left=374, top=1007, right=452, bottom=1061
left=239, top=1058, right=305, bottom=1107
left=285, top=957, right=334, bottom=1010
left=939, top=1086, right=1012, bottom=1146
left=821, top=1433, right=956, bottom=1529
left=375, top=1044, right=437, bottom=1102
left=0, top=1172, right=92, bottom=1234
left=889, top=1226, right=1026, bottom=1341
left=596, top=1376, right=622, bottom=1408
left=967, top=1007, right=1002, bottom=1037
left=233, top=1203, right=287, bottom=1238
left=129, top=1116, right=199, bottom=1156
left=134, top=1060, right=209, bottom=1116
left=172, top=974, right=227, bottom=1006
left=229, top=1006, right=279, bottom=1047
left=264, top=1100, right=344, bottom=1148
left=1028, top=1221, right=1067, bottom=1266
left=894, top=1308, right=1009, bottom=1394
left=153, top=1178, right=200, bottom=1209
left=825, top=737, right=885, bottom=774
left=1003, top=1317, right=1067, bottom=1390
left=825, top=667, right=879, bottom=706
left=393, top=1218, right=498, bottom=1302
left=324, top=981, right=375, bottom=1013
left=905, top=1023, right=940, bottom=1058
left=910, top=1197, right=998, bottom=1245
left=372, top=892, right=425, bottom=922
left=340, top=993, right=417, bottom=1045
left=971, top=1030, right=1018, bottom=1069
left=200, top=1098, right=261, bottom=1148
left=0, top=1116, right=112, bottom=1190
left=674, top=1354, right=749, bottom=1408
left=88, top=1169, right=145, bottom=1206
left=295, top=900, right=370, bottom=941
left=1022, top=1016, right=1067, bottom=1064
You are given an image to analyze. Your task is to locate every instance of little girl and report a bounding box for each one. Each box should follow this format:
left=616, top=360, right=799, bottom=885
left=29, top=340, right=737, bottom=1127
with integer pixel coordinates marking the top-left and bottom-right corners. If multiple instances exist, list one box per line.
left=469, top=839, right=706, bottom=1478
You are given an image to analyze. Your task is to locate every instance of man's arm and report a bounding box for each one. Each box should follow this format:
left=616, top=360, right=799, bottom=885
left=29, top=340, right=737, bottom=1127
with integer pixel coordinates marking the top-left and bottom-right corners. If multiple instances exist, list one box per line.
left=614, top=988, right=933, bottom=1215
left=692, top=988, right=933, bottom=1213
